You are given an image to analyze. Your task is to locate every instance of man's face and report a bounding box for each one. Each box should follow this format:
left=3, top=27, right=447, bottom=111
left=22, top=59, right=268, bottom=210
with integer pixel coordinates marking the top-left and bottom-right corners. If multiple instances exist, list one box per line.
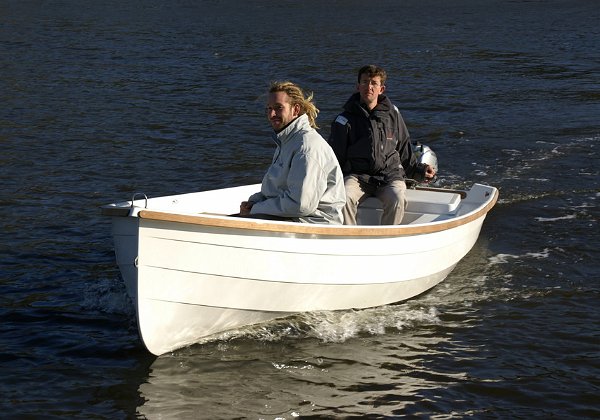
left=357, top=74, right=385, bottom=107
left=266, top=91, right=299, bottom=132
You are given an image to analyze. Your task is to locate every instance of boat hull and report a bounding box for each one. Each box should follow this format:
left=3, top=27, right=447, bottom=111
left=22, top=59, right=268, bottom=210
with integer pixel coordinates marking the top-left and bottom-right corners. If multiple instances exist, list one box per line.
left=104, top=183, right=497, bottom=355
left=137, top=265, right=457, bottom=355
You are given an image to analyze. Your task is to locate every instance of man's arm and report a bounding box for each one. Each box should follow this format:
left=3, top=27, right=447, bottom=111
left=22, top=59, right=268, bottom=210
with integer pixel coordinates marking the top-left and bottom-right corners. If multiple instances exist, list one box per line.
left=250, top=147, right=325, bottom=217
left=394, top=106, right=428, bottom=181
left=328, top=114, right=350, bottom=171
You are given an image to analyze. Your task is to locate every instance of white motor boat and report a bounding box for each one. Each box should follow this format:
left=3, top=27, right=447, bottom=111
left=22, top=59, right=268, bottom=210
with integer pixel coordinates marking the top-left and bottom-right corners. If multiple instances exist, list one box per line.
left=102, top=182, right=498, bottom=355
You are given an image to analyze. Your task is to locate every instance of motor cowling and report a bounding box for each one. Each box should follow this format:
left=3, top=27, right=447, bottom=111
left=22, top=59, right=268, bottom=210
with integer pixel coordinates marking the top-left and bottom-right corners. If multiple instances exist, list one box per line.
left=412, top=142, right=438, bottom=172
left=410, top=142, right=438, bottom=185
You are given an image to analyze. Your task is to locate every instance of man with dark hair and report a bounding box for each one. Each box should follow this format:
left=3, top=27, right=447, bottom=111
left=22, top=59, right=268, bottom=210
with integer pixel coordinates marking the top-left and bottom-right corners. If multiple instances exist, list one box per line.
left=328, top=65, right=436, bottom=225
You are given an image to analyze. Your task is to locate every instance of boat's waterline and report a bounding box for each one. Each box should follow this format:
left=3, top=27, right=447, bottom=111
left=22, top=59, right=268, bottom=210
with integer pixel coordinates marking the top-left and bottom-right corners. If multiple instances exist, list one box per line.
left=137, top=266, right=458, bottom=356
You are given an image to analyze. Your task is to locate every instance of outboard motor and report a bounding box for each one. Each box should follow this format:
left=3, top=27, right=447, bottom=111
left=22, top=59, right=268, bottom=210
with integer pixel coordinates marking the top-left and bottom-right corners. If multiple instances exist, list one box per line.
left=410, top=142, right=438, bottom=185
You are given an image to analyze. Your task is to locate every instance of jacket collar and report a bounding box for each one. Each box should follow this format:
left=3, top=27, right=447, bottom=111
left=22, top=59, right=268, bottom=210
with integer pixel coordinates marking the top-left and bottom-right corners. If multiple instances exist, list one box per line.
left=272, top=113, right=310, bottom=146
left=344, top=92, right=392, bottom=115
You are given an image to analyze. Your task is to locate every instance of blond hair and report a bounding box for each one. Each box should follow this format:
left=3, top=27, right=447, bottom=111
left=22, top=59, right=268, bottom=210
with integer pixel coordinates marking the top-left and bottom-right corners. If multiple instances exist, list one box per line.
left=269, top=81, right=320, bottom=128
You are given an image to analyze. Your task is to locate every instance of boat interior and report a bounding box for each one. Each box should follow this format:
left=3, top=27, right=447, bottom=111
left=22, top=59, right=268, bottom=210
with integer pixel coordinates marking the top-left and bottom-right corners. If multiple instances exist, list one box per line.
left=103, top=185, right=465, bottom=227
left=358, top=189, right=462, bottom=225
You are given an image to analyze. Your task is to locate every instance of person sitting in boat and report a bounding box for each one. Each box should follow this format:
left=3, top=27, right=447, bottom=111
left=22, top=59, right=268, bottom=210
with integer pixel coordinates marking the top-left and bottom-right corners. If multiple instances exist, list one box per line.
left=328, top=65, right=436, bottom=225
left=239, top=81, right=346, bottom=224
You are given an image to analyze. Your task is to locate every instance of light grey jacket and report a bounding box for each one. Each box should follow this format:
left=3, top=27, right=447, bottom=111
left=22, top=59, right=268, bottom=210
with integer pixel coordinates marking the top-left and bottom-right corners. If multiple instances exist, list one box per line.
left=249, top=114, right=346, bottom=224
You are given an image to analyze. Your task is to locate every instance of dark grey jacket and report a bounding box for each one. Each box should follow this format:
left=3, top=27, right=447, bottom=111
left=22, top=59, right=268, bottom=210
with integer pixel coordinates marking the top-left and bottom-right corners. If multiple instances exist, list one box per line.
left=328, top=92, right=427, bottom=185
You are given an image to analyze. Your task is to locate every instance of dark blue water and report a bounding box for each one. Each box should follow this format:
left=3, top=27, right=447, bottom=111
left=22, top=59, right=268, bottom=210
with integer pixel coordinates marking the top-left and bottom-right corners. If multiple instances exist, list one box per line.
left=2, top=0, right=599, bottom=418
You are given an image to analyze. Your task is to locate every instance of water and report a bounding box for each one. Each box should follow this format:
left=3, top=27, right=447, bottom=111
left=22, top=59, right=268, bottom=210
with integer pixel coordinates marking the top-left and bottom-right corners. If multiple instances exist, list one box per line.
left=1, top=0, right=599, bottom=418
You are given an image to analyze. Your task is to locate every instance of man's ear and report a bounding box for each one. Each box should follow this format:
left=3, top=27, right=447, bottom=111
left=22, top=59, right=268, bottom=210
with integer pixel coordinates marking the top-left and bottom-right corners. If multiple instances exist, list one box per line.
left=293, top=103, right=301, bottom=116
left=380, top=85, right=386, bottom=94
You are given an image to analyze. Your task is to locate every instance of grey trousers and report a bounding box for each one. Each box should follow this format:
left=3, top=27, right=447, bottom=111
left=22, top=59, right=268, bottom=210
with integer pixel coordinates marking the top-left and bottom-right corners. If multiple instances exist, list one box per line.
left=342, top=175, right=407, bottom=225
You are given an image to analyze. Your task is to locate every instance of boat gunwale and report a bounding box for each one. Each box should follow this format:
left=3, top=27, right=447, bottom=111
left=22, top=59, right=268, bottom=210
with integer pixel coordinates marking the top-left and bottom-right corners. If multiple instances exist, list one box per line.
left=131, top=188, right=498, bottom=237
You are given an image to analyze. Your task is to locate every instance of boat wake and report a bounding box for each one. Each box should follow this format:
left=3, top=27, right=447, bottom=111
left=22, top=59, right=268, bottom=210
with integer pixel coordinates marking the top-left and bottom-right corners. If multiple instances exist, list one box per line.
left=299, top=306, right=442, bottom=343
left=199, top=305, right=442, bottom=345
left=82, top=277, right=135, bottom=316
left=488, top=248, right=551, bottom=265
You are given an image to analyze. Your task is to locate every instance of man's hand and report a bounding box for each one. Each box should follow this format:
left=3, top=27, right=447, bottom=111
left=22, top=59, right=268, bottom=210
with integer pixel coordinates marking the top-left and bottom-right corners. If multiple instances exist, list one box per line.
left=240, top=201, right=253, bottom=216
left=424, top=165, right=436, bottom=182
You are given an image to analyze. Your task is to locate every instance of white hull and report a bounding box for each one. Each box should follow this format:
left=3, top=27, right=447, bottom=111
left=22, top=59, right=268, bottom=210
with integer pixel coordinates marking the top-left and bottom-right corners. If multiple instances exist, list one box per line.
left=103, top=183, right=498, bottom=355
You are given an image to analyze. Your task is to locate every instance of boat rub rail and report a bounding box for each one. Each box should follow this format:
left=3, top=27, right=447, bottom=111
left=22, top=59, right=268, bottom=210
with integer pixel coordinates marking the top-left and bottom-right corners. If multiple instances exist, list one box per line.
left=102, top=191, right=497, bottom=238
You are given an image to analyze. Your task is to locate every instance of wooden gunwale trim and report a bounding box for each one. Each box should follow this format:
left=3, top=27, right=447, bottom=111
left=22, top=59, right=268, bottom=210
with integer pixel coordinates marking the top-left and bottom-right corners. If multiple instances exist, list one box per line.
left=137, top=188, right=498, bottom=237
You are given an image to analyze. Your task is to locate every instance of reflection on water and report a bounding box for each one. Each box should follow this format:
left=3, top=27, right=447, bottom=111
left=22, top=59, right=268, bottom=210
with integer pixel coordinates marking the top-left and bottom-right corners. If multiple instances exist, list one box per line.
left=138, top=322, right=457, bottom=418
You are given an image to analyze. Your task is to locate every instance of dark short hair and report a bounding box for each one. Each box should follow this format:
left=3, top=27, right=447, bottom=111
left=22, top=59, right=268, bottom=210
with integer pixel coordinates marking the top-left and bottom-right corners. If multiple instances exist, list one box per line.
left=357, top=65, right=387, bottom=85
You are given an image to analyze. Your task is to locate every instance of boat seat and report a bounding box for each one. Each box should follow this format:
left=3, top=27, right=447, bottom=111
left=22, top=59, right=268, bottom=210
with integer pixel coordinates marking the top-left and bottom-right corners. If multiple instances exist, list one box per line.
left=405, top=189, right=461, bottom=213
left=356, top=190, right=461, bottom=225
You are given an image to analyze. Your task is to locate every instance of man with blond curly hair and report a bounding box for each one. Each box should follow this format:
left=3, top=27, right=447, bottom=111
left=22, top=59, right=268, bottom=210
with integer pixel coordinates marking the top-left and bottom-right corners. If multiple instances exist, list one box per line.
left=240, top=81, right=346, bottom=224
